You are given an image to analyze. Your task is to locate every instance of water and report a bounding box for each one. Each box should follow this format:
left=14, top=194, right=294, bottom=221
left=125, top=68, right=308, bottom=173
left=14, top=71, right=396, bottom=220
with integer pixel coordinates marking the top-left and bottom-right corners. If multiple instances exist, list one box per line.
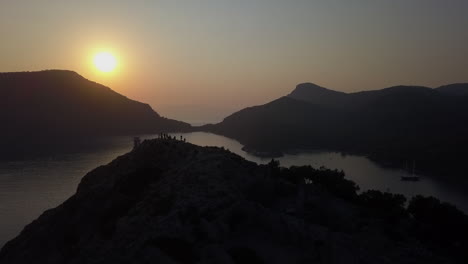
left=1, top=132, right=467, bottom=247
left=171, top=132, right=468, bottom=212
left=0, top=140, right=132, bottom=248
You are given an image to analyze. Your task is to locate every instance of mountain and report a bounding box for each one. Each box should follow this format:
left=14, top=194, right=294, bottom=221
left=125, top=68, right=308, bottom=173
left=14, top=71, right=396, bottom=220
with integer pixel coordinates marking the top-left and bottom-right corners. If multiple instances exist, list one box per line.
left=202, top=96, right=344, bottom=155
left=287, top=83, right=347, bottom=107
left=0, top=70, right=190, bottom=157
left=436, top=83, right=468, bottom=96
left=201, top=83, right=468, bottom=178
left=288, top=83, right=439, bottom=107
left=1, top=138, right=467, bottom=263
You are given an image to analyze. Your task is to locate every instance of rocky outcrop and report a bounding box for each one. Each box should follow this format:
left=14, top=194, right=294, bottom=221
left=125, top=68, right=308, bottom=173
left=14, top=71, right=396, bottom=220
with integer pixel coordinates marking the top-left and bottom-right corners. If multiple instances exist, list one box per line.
left=0, top=139, right=454, bottom=263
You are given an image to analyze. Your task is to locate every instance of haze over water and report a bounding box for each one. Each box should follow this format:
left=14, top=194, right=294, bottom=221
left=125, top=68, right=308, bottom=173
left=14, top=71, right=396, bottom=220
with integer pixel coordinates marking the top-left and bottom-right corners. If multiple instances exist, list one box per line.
left=1, top=132, right=467, bottom=248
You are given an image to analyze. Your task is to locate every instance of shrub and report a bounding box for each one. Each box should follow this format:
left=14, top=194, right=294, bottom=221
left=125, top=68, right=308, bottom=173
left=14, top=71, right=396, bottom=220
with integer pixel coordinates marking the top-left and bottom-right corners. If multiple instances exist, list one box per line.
left=359, top=190, right=407, bottom=218
left=407, top=195, right=468, bottom=262
left=300, top=166, right=359, bottom=200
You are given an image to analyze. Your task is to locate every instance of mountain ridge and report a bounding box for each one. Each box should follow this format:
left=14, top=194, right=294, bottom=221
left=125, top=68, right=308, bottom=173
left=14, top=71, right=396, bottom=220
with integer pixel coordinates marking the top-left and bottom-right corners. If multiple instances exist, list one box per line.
left=287, top=83, right=348, bottom=107
left=200, top=82, right=468, bottom=179
left=436, top=83, right=468, bottom=96
left=0, top=70, right=191, bottom=158
left=286, top=83, right=459, bottom=107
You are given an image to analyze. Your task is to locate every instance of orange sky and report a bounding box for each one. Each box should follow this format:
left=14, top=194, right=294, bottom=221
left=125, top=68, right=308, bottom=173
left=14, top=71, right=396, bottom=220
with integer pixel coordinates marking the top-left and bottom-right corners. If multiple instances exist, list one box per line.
left=1, top=1, right=468, bottom=124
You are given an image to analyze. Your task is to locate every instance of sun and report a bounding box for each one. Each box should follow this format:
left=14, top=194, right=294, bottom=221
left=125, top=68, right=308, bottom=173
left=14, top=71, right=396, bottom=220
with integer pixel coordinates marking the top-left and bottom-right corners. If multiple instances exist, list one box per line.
left=93, top=52, right=117, bottom=72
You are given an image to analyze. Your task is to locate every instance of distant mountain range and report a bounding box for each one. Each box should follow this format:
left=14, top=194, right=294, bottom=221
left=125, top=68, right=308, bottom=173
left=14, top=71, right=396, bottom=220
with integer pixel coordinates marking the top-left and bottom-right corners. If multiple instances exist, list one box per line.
left=201, top=82, right=468, bottom=178
left=0, top=70, right=190, bottom=158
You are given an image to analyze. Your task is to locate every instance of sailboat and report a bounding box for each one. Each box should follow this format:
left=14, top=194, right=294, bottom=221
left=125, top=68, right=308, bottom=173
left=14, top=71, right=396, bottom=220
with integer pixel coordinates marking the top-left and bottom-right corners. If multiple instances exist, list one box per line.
left=401, top=160, right=420, bottom=181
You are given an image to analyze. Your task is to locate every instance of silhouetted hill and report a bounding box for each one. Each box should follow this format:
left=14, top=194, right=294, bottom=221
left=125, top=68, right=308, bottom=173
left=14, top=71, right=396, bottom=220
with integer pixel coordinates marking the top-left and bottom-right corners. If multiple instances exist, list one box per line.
left=202, top=83, right=468, bottom=179
left=0, top=70, right=190, bottom=158
left=287, top=83, right=347, bottom=107
left=288, top=83, right=439, bottom=107
left=1, top=139, right=466, bottom=263
left=202, top=96, right=344, bottom=155
left=436, top=83, right=468, bottom=96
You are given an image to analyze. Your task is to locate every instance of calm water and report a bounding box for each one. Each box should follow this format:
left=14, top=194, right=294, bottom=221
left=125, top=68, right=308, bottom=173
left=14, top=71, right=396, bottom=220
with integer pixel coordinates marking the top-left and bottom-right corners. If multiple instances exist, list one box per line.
left=1, top=132, right=467, bottom=247
left=0, top=140, right=132, bottom=248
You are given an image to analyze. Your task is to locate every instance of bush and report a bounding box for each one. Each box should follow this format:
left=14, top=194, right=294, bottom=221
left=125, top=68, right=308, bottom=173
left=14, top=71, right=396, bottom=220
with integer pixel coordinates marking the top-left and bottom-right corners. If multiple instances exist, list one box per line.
left=407, top=195, right=468, bottom=262
left=408, top=195, right=468, bottom=240
left=299, top=166, right=359, bottom=200
left=359, top=190, right=407, bottom=218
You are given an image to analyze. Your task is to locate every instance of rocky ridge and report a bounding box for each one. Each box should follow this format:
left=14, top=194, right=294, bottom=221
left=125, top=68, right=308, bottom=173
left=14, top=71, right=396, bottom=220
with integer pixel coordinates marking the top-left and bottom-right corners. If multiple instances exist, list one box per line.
left=0, top=139, right=462, bottom=263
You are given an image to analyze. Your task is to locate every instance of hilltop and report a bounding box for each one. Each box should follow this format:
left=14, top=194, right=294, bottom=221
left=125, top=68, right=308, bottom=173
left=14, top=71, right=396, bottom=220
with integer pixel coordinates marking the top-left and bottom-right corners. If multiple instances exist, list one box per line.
left=1, top=139, right=467, bottom=263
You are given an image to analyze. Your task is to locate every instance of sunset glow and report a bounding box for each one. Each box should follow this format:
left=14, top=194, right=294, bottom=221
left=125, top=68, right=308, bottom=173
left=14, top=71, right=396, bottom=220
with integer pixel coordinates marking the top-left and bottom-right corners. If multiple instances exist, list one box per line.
left=93, top=52, right=117, bottom=72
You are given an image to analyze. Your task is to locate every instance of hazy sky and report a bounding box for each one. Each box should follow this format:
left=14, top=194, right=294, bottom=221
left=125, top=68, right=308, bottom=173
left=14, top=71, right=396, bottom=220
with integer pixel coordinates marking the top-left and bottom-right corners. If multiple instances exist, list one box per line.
left=1, top=0, right=467, bottom=123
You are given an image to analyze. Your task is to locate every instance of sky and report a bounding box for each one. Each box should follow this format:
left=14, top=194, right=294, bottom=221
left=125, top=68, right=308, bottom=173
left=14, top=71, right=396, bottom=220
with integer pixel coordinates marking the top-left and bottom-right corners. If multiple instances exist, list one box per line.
left=1, top=0, right=467, bottom=124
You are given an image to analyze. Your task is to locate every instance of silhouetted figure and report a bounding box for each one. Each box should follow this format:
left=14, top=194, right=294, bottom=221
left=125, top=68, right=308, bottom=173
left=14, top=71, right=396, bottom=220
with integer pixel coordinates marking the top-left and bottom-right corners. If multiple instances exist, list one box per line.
left=133, top=137, right=141, bottom=149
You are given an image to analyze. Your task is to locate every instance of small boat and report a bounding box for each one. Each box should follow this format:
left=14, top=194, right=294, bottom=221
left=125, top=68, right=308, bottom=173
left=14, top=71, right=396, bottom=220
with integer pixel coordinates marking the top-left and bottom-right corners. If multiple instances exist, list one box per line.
left=401, top=160, right=420, bottom=181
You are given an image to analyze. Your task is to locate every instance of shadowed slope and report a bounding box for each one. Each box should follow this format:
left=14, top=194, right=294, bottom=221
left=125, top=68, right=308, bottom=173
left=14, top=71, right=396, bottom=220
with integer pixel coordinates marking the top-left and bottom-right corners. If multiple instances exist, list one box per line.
left=0, top=70, right=190, bottom=157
